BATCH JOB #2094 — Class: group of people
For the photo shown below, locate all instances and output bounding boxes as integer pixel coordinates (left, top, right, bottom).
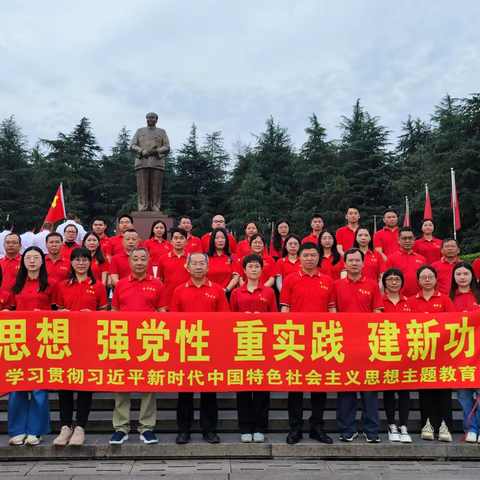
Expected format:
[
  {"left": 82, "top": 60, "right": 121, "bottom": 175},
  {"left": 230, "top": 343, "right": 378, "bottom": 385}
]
[{"left": 0, "top": 205, "right": 479, "bottom": 447}]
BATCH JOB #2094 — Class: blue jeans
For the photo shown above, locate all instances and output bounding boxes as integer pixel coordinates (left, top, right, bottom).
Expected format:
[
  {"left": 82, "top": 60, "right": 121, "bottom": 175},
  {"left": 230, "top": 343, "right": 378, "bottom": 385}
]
[
  {"left": 457, "top": 388, "right": 480, "bottom": 434},
  {"left": 8, "top": 390, "right": 51, "bottom": 437},
  {"left": 337, "top": 391, "right": 379, "bottom": 435}
]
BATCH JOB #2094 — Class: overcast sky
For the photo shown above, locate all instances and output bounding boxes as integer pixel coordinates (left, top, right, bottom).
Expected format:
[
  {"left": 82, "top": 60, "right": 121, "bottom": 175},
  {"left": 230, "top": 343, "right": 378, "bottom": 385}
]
[{"left": 1, "top": 0, "right": 479, "bottom": 161}]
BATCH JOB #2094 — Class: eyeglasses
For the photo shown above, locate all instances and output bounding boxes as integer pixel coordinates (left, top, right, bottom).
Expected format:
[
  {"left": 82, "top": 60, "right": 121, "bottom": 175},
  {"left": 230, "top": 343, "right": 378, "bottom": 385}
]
[
  {"left": 25, "top": 256, "right": 42, "bottom": 261},
  {"left": 399, "top": 236, "right": 415, "bottom": 241},
  {"left": 72, "top": 258, "right": 90, "bottom": 264},
  {"left": 4, "top": 241, "right": 20, "bottom": 245},
  {"left": 419, "top": 275, "right": 435, "bottom": 281},
  {"left": 385, "top": 277, "right": 402, "bottom": 284}
]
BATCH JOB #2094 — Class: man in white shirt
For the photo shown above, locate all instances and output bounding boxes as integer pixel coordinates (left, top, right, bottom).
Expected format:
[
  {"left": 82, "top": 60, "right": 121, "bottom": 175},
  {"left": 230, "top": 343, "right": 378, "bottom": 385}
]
[
  {"left": 0, "top": 220, "right": 14, "bottom": 258},
  {"left": 33, "top": 222, "right": 53, "bottom": 254},
  {"left": 20, "top": 222, "right": 36, "bottom": 254},
  {"left": 56, "top": 210, "right": 86, "bottom": 244}
]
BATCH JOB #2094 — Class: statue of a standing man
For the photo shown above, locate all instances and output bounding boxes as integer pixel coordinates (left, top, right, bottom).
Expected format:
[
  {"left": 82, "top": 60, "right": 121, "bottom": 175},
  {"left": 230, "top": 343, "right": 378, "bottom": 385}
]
[{"left": 130, "top": 112, "right": 170, "bottom": 211}]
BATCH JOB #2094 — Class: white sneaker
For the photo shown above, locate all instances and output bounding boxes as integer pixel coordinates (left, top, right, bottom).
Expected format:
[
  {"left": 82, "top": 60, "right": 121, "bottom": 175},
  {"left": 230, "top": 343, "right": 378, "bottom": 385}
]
[
  {"left": 241, "top": 433, "right": 253, "bottom": 443},
  {"left": 9, "top": 434, "right": 26, "bottom": 445},
  {"left": 388, "top": 424, "right": 400, "bottom": 442},
  {"left": 466, "top": 431, "right": 477, "bottom": 443},
  {"left": 439, "top": 421, "right": 452, "bottom": 442},
  {"left": 24, "top": 435, "right": 42, "bottom": 446},
  {"left": 253, "top": 432, "right": 265, "bottom": 443},
  {"left": 53, "top": 425, "right": 73, "bottom": 446},
  {"left": 421, "top": 419, "right": 434, "bottom": 440},
  {"left": 68, "top": 426, "right": 85, "bottom": 446},
  {"left": 399, "top": 425, "right": 412, "bottom": 443}
]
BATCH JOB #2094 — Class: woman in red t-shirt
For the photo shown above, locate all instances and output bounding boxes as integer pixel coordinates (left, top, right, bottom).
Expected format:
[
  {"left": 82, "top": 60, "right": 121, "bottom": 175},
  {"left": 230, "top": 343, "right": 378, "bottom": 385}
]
[
  {"left": 413, "top": 218, "right": 442, "bottom": 265},
  {"left": 8, "top": 247, "right": 55, "bottom": 446},
  {"left": 239, "top": 234, "right": 276, "bottom": 288},
  {"left": 83, "top": 231, "right": 109, "bottom": 285},
  {"left": 236, "top": 222, "right": 260, "bottom": 258},
  {"left": 270, "top": 218, "right": 290, "bottom": 260},
  {"left": 317, "top": 229, "right": 346, "bottom": 281},
  {"left": 276, "top": 234, "right": 301, "bottom": 292},
  {"left": 144, "top": 220, "right": 172, "bottom": 267},
  {"left": 353, "top": 226, "right": 386, "bottom": 283},
  {"left": 449, "top": 261, "right": 480, "bottom": 442}
]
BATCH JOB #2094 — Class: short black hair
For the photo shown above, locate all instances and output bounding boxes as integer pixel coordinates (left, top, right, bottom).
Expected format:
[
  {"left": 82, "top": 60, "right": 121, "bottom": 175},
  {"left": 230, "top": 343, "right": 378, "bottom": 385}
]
[
  {"left": 46, "top": 232, "right": 63, "bottom": 242},
  {"left": 421, "top": 218, "right": 435, "bottom": 228},
  {"left": 5, "top": 232, "right": 21, "bottom": 243},
  {"left": 64, "top": 223, "right": 78, "bottom": 234},
  {"left": 442, "top": 237, "right": 459, "bottom": 248},
  {"left": 343, "top": 247, "right": 365, "bottom": 262},
  {"left": 93, "top": 216, "right": 108, "bottom": 225},
  {"left": 3, "top": 220, "right": 13, "bottom": 230},
  {"left": 171, "top": 227, "right": 188, "bottom": 239},
  {"left": 382, "top": 268, "right": 404, "bottom": 289},
  {"left": 298, "top": 242, "right": 319, "bottom": 255},
  {"left": 249, "top": 233, "right": 265, "bottom": 246},
  {"left": 242, "top": 253, "right": 263, "bottom": 269},
  {"left": 26, "top": 221, "right": 35, "bottom": 231},
  {"left": 417, "top": 265, "right": 437, "bottom": 280},
  {"left": 383, "top": 208, "right": 397, "bottom": 216},
  {"left": 346, "top": 205, "right": 359, "bottom": 214},
  {"left": 311, "top": 213, "right": 324, "bottom": 221},
  {"left": 119, "top": 214, "right": 133, "bottom": 224},
  {"left": 66, "top": 210, "right": 77, "bottom": 220},
  {"left": 398, "top": 226, "right": 414, "bottom": 237},
  {"left": 180, "top": 215, "right": 193, "bottom": 223}
]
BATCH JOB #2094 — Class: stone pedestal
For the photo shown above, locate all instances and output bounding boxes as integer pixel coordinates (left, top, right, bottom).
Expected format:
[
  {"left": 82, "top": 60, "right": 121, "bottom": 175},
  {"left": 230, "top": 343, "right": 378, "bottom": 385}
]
[{"left": 115, "top": 212, "right": 175, "bottom": 242}]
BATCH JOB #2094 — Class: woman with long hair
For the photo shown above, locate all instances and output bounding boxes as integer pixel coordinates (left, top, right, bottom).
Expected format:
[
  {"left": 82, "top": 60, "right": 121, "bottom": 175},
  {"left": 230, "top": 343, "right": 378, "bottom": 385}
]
[
  {"left": 381, "top": 268, "right": 412, "bottom": 443},
  {"left": 275, "top": 234, "right": 302, "bottom": 292},
  {"left": 449, "top": 262, "right": 480, "bottom": 442},
  {"left": 317, "top": 229, "right": 346, "bottom": 280},
  {"left": 82, "top": 231, "right": 109, "bottom": 285},
  {"left": 8, "top": 247, "right": 57, "bottom": 446},
  {"left": 206, "top": 228, "right": 241, "bottom": 294},
  {"left": 239, "top": 234, "right": 276, "bottom": 288},
  {"left": 409, "top": 265, "right": 456, "bottom": 443},
  {"left": 236, "top": 222, "right": 262, "bottom": 258},
  {"left": 144, "top": 220, "right": 171, "bottom": 265},
  {"left": 54, "top": 247, "right": 108, "bottom": 446},
  {"left": 353, "top": 225, "right": 386, "bottom": 283},
  {"left": 270, "top": 218, "right": 290, "bottom": 260},
  {"left": 413, "top": 218, "right": 442, "bottom": 265}
]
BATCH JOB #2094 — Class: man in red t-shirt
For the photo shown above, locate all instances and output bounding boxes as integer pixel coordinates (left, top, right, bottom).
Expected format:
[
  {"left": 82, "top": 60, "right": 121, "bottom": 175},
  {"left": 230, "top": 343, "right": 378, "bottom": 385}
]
[
  {"left": 0, "top": 233, "right": 22, "bottom": 290},
  {"left": 280, "top": 242, "right": 335, "bottom": 445},
  {"left": 170, "top": 252, "right": 229, "bottom": 446},
  {"left": 336, "top": 205, "right": 360, "bottom": 254},
  {"left": 374, "top": 209, "right": 400, "bottom": 261},
  {"left": 92, "top": 216, "right": 110, "bottom": 255},
  {"left": 106, "top": 215, "right": 143, "bottom": 260},
  {"left": 109, "top": 247, "right": 166, "bottom": 446},
  {"left": 386, "top": 227, "right": 426, "bottom": 297},
  {"left": 108, "top": 229, "right": 143, "bottom": 286},
  {"left": 431, "top": 238, "right": 460, "bottom": 294},
  {"left": 301, "top": 214, "right": 324, "bottom": 244},
  {"left": 179, "top": 216, "right": 203, "bottom": 254},
  {"left": 201, "top": 215, "right": 237, "bottom": 254},
  {"left": 45, "top": 232, "right": 71, "bottom": 285},
  {"left": 335, "top": 248, "right": 383, "bottom": 444}
]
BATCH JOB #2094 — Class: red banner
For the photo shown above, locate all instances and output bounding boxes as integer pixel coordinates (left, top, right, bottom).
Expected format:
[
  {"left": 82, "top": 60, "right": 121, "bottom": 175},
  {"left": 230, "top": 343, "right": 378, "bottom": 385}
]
[{"left": 0, "top": 311, "right": 479, "bottom": 392}]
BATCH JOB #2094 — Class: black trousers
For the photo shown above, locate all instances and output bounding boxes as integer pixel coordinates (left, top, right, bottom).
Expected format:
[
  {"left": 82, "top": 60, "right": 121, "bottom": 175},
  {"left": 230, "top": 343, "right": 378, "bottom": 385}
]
[
  {"left": 236, "top": 391, "right": 270, "bottom": 434},
  {"left": 58, "top": 390, "right": 93, "bottom": 429},
  {"left": 419, "top": 389, "right": 453, "bottom": 431},
  {"left": 177, "top": 392, "right": 218, "bottom": 434},
  {"left": 288, "top": 391, "right": 326, "bottom": 431},
  {"left": 383, "top": 390, "right": 410, "bottom": 426}
]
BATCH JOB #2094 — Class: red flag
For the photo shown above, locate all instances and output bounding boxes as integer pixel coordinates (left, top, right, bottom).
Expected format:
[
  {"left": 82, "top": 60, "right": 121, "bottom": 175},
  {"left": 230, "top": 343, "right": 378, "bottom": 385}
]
[
  {"left": 43, "top": 184, "right": 66, "bottom": 227},
  {"left": 403, "top": 197, "right": 410, "bottom": 227},
  {"left": 451, "top": 169, "right": 461, "bottom": 230},
  {"left": 424, "top": 184, "right": 433, "bottom": 219}
]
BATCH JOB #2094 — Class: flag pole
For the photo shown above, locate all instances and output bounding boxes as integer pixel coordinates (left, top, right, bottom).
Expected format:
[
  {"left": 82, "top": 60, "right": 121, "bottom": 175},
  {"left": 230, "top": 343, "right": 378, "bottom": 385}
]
[
  {"left": 425, "top": 183, "right": 428, "bottom": 201},
  {"left": 451, "top": 168, "right": 456, "bottom": 240},
  {"left": 373, "top": 215, "right": 377, "bottom": 235}
]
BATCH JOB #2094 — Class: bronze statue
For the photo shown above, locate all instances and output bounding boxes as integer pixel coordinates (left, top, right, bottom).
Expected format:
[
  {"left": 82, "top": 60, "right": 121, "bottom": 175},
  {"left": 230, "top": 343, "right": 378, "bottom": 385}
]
[{"left": 131, "top": 112, "right": 170, "bottom": 211}]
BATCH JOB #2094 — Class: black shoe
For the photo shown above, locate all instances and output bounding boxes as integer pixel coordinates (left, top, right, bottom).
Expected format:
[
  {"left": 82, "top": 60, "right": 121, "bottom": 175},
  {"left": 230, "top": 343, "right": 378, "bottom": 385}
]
[
  {"left": 175, "top": 432, "right": 191, "bottom": 444},
  {"left": 309, "top": 427, "right": 333, "bottom": 444},
  {"left": 202, "top": 432, "right": 220, "bottom": 444},
  {"left": 286, "top": 430, "right": 303, "bottom": 444}
]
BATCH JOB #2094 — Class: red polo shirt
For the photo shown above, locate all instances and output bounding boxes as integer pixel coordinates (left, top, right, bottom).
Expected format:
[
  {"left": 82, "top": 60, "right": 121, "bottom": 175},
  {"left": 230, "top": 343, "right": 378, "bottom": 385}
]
[
  {"left": 0, "top": 255, "right": 21, "bottom": 290},
  {"left": 201, "top": 232, "right": 238, "bottom": 254},
  {"left": 413, "top": 237, "right": 442, "bottom": 265},
  {"left": 236, "top": 239, "right": 252, "bottom": 258},
  {"left": 473, "top": 258, "right": 480, "bottom": 280},
  {"left": 335, "top": 224, "right": 357, "bottom": 251},
  {"left": 157, "top": 251, "right": 190, "bottom": 309},
  {"left": 206, "top": 252, "right": 241, "bottom": 289},
  {"left": 106, "top": 234, "right": 143, "bottom": 257},
  {"left": 318, "top": 254, "right": 346, "bottom": 281},
  {"left": 112, "top": 274, "right": 167, "bottom": 311},
  {"left": 60, "top": 242, "right": 81, "bottom": 260},
  {"left": 58, "top": 278, "right": 108, "bottom": 310},
  {"left": 408, "top": 290, "right": 456, "bottom": 313},
  {"left": 386, "top": 250, "right": 426, "bottom": 297},
  {"left": 185, "top": 234, "right": 203, "bottom": 254},
  {"left": 382, "top": 293, "right": 410, "bottom": 313},
  {"left": 302, "top": 233, "right": 320, "bottom": 244},
  {"left": 361, "top": 250, "right": 386, "bottom": 281},
  {"left": 45, "top": 255, "right": 71, "bottom": 285},
  {"left": 170, "top": 279, "right": 230, "bottom": 312},
  {"left": 240, "top": 254, "right": 276, "bottom": 285},
  {"left": 453, "top": 290, "right": 480, "bottom": 312},
  {"left": 230, "top": 282, "right": 277, "bottom": 312},
  {"left": 276, "top": 256, "right": 302, "bottom": 279},
  {"left": 280, "top": 270, "right": 336, "bottom": 312},
  {"left": 99, "top": 235, "right": 110, "bottom": 255},
  {"left": 335, "top": 275, "right": 383, "bottom": 313},
  {"left": 374, "top": 227, "right": 400, "bottom": 257},
  {"left": 91, "top": 257, "right": 109, "bottom": 283},
  {"left": 431, "top": 257, "right": 460, "bottom": 295},
  {"left": 144, "top": 238, "right": 172, "bottom": 265},
  {"left": 0, "top": 287, "right": 13, "bottom": 310},
  {"left": 108, "top": 252, "right": 131, "bottom": 279},
  {"left": 12, "top": 277, "right": 58, "bottom": 310},
  {"left": 269, "top": 239, "right": 284, "bottom": 259}
]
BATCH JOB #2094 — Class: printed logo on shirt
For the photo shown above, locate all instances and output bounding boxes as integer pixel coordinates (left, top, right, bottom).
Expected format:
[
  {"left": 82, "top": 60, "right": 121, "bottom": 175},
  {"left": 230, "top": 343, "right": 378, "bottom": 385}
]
[
  {"left": 143, "top": 287, "right": 157, "bottom": 292},
  {"left": 205, "top": 293, "right": 217, "bottom": 299},
  {"left": 415, "top": 259, "right": 423, "bottom": 264},
  {"left": 319, "top": 283, "right": 329, "bottom": 291},
  {"left": 433, "top": 304, "right": 442, "bottom": 308},
  {"left": 370, "top": 257, "right": 377, "bottom": 262},
  {"left": 60, "top": 266, "right": 68, "bottom": 271},
  {"left": 86, "top": 288, "right": 96, "bottom": 295},
  {"left": 259, "top": 296, "right": 267, "bottom": 302},
  {"left": 359, "top": 289, "right": 371, "bottom": 296}
]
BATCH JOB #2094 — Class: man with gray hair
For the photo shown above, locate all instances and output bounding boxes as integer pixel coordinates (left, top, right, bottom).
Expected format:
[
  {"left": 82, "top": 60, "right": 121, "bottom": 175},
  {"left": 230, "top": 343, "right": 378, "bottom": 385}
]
[{"left": 110, "top": 246, "right": 167, "bottom": 445}]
